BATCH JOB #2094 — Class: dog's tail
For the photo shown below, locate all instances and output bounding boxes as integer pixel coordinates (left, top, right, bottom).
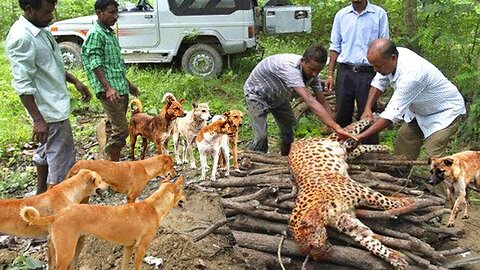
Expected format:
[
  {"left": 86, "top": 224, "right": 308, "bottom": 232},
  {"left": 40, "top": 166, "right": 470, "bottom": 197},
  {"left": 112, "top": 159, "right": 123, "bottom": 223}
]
[
  {"left": 161, "top": 92, "right": 177, "bottom": 103},
  {"left": 130, "top": 98, "right": 143, "bottom": 114},
  {"left": 20, "top": 206, "right": 54, "bottom": 226}
]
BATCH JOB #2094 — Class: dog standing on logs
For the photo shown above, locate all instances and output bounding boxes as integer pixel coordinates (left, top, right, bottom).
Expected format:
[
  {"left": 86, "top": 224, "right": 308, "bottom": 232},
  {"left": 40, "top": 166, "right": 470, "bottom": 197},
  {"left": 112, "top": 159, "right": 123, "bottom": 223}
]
[
  {"left": 211, "top": 109, "right": 244, "bottom": 173},
  {"left": 66, "top": 154, "right": 176, "bottom": 203},
  {"left": 172, "top": 102, "right": 212, "bottom": 168},
  {"left": 196, "top": 118, "right": 235, "bottom": 181},
  {"left": 429, "top": 151, "right": 480, "bottom": 227},
  {"left": 21, "top": 176, "right": 185, "bottom": 270},
  {"left": 129, "top": 93, "right": 186, "bottom": 160}
]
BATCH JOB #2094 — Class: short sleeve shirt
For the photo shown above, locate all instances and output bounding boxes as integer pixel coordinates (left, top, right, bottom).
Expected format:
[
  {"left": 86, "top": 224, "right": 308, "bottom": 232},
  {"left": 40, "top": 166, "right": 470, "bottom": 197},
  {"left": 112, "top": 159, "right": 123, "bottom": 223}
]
[
  {"left": 81, "top": 22, "right": 129, "bottom": 97},
  {"left": 244, "top": 54, "right": 322, "bottom": 109}
]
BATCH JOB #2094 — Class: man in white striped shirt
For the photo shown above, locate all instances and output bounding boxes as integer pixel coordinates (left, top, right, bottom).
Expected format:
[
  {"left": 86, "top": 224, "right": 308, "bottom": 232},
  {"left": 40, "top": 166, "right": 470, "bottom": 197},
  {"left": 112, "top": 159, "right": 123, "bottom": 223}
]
[
  {"left": 244, "top": 45, "right": 355, "bottom": 156},
  {"left": 357, "top": 38, "right": 466, "bottom": 160}
]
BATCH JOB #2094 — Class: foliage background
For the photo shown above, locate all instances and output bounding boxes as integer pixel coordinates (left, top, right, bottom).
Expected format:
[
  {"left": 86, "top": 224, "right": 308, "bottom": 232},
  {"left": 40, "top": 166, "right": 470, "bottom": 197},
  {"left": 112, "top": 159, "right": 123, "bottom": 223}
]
[{"left": 0, "top": 0, "right": 479, "bottom": 157}]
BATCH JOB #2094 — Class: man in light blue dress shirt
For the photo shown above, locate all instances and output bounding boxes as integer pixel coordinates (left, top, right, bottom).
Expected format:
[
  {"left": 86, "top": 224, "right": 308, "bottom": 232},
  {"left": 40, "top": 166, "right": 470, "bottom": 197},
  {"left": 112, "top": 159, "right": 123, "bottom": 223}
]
[
  {"left": 6, "top": 0, "right": 91, "bottom": 194},
  {"left": 326, "top": 0, "right": 389, "bottom": 144},
  {"left": 357, "top": 39, "right": 466, "bottom": 160}
]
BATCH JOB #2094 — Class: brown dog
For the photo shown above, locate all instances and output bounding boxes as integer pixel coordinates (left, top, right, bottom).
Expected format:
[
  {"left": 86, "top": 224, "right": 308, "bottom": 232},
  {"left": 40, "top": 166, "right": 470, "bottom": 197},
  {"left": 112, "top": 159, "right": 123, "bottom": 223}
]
[
  {"left": 211, "top": 109, "right": 244, "bottom": 172},
  {"left": 66, "top": 154, "right": 176, "bottom": 203},
  {"left": 0, "top": 169, "right": 107, "bottom": 238},
  {"left": 429, "top": 151, "right": 480, "bottom": 227},
  {"left": 129, "top": 93, "right": 186, "bottom": 160},
  {"left": 21, "top": 176, "right": 185, "bottom": 270}
]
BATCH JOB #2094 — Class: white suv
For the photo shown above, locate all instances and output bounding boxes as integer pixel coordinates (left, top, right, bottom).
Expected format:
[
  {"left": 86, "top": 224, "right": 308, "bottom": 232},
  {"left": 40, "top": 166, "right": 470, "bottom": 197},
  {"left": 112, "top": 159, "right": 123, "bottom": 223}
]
[{"left": 50, "top": 0, "right": 311, "bottom": 76}]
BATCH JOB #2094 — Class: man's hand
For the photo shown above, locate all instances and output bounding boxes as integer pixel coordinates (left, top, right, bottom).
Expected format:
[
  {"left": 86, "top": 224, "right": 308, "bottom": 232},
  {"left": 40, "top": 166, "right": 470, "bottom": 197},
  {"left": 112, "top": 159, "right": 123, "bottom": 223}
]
[
  {"left": 74, "top": 81, "right": 92, "bottom": 102},
  {"left": 333, "top": 125, "right": 358, "bottom": 141},
  {"left": 33, "top": 119, "right": 48, "bottom": 143},
  {"left": 106, "top": 87, "right": 120, "bottom": 103},
  {"left": 324, "top": 75, "right": 335, "bottom": 93},
  {"left": 360, "top": 108, "right": 373, "bottom": 120}
]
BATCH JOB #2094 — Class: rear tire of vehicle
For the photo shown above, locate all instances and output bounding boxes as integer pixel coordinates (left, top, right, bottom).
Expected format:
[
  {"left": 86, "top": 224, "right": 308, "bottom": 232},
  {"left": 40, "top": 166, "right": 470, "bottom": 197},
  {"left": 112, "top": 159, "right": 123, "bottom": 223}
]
[
  {"left": 59, "top": 41, "right": 82, "bottom": 69},
  {"left": 181, "top": 44, "right": 223, "bottom": 77}
]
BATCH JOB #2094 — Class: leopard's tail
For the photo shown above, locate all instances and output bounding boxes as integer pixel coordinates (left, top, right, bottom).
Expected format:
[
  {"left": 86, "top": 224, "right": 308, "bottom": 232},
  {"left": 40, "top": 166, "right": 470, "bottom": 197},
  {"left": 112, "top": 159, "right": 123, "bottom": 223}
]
[
  {"left": 20, "top": 206, "right": 54, "bottom": 226},
  {"left": 130, "top": 98, "right": 142, "bottom": 114}
]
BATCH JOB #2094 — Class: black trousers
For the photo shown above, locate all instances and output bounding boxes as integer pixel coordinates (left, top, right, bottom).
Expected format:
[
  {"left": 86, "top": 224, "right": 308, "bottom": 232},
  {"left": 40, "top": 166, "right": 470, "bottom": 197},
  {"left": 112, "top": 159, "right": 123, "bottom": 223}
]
[{"left": 335, "top": 64, "right": 379, "bottom": 144}]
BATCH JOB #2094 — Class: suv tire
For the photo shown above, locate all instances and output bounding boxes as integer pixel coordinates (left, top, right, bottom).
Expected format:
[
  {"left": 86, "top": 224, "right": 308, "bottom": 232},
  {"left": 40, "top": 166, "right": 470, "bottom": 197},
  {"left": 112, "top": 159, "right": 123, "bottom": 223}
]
[
  {"left": 59, "top": 41, "right": 82, "bottom": 69},
  {"left": 181, "top": 44, "right": 223, "bottom": 77}
]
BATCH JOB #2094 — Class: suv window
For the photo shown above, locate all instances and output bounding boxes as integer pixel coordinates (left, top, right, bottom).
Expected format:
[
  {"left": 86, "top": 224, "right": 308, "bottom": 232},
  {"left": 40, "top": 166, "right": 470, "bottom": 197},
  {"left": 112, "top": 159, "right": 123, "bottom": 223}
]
[{"left": 168, "top": 0, "right": 254, "bottom": 15}]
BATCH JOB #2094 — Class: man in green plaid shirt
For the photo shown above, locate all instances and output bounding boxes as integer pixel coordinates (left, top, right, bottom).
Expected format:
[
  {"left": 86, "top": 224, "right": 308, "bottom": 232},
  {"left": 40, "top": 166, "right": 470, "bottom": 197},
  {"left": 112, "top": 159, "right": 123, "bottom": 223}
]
[{"left": 82, "top": 0, "right": 139, "bottom": 161}]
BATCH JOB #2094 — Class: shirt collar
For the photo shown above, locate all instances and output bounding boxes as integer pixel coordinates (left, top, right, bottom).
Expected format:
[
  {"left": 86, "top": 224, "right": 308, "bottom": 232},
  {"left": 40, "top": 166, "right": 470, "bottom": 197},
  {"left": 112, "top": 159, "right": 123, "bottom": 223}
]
[
  {"left": 20, "top": 15, "right": 45, "bottom": 37},
  {"left": 348, "top": 1, "right": 375, "bottom": 15},
  {"left": 96, "top": 21, "right": 115, "bottom": 33}
]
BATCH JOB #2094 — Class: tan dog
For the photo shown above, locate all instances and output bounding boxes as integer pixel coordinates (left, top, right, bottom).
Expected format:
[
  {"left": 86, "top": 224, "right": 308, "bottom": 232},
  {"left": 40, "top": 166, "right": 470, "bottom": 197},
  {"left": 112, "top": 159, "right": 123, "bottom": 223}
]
[
  {"left": 172, "top": 102, "right": 212, "bottom": 168},
  {"left": 428, "top": 151, "right": 480, "bottom": 227},
  {"left": 129, "top": 93, "right": 186, "bottom": 160},
  {"left": 66, "top": 154, "right": 176, "bottom": 203},
  {"left": 196, "top": 118, "right": 235, "bottom": 181},
  {"left": 211, "top": 109, "right": 244, "bottom": 172},
  {"left": 0, "top": 169, "right": 107, "bottom": 238},
  {"left": 21, "top": 176, "right": 185, "bottom": 270}
]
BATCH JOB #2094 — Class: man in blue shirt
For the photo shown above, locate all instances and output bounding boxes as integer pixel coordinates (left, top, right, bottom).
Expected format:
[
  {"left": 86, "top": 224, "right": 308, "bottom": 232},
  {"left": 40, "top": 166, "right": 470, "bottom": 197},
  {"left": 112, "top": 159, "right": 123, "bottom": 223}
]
[{"left": 326, "top": 0, "right": 389, "bottom": 144}]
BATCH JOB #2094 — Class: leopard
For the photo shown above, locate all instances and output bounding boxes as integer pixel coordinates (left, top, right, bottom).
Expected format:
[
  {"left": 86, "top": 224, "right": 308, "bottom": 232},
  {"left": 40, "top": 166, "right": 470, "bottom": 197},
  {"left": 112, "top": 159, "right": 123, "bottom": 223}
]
[{"left": 288, "top": 119, "right": 415, "bottom": 269}]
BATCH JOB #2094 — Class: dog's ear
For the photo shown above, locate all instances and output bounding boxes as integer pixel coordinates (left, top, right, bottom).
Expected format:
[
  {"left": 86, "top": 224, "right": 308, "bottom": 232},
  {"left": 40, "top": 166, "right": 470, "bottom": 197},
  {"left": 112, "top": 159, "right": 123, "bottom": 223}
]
[
  {"left": 175, "top": 176, "right": 184, "bottom": 187},
  {"left": 427, "top": 157, "right": 434, "bottom": 165},
  {"left": 192, "top": 102, "right": 197, "bottom": 108},
  {"left": 178, "top": 98, "right": 184, "bottom": 104},
  {"left": 223, "top": 111, "right": 231, "bottom": 118},
  {"left": 443, "top": 158, "right": 454, "bottom": 167}
]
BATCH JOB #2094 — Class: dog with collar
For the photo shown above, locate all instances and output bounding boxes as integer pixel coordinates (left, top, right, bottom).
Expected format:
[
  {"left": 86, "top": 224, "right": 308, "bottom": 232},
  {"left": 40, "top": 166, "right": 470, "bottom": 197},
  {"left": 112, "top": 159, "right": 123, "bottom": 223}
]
[{"left": 428, "top": 150, "right": 480, "bottom": 227}]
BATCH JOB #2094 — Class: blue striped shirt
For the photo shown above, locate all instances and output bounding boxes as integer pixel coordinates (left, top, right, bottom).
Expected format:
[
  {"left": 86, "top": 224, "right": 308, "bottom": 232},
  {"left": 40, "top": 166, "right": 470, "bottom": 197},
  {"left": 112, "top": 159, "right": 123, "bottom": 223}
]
[
  {"left": 372, "top": 48, "right": 466, "bottom": 139},
  {"left": 244, "top": 54, "right": 322, "bottom": 109},
  {"left": 329, "top": 2, "right": 389, "bottom": 66}
]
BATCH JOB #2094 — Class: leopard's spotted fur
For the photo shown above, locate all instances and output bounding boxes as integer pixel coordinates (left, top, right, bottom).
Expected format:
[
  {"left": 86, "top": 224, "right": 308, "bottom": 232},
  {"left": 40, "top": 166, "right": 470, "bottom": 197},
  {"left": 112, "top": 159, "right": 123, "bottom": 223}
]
[{"left": 288, "top": 119, "right": 413, "bottom": 269}]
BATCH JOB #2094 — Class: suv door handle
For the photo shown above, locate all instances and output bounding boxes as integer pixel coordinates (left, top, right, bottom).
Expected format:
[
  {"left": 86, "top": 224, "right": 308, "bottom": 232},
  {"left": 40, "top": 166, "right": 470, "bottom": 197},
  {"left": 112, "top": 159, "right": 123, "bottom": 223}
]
[{"left": 144, "top": 14, "right": 153, "bottom": 19}]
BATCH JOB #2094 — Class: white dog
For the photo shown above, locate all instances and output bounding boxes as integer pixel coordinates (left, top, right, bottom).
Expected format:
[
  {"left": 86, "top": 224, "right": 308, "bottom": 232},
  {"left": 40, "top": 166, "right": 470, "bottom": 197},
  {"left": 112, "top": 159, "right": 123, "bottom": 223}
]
[
  {"left": 196, "top": 117, "right": 234, "bottom": 181},
  {"left": 172, "top": 102, "right": 211, "bottom": 168}
]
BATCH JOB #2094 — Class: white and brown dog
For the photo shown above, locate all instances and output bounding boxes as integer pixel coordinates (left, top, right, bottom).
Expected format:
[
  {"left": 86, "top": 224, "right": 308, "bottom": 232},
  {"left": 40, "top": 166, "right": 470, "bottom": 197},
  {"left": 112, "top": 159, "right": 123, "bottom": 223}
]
[
  {"left": 211, "top": 109, "right": 244, "bottom": 172},
  {"left": 172, "top": 102, "right": 212, "bottom": 168},
  {"left": 428, "top": 150, "right": 480, "bottom": 227},
  {"left": 196, "top": 118, "right": 235, "bottom": 181}
]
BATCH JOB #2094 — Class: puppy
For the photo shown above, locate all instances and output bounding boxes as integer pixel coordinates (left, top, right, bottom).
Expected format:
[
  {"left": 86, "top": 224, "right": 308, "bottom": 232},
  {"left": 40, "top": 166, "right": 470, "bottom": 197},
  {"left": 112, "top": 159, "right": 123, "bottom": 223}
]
[
  {"left": 428, "top": 151, "right": 480, "bottom": 227},
  {"left": 129, "top": 93, "right": 186, "bottom": 160},
  {"left": 196, "top": 118, "right": 235, "bottom": 181},
  {"left": 211, "top": 109, "right": 244, "bottom": 172},
  {"left": 21, "top": 176, "right": 185, "bottom": 270},
  {"left": 0, "top": 169, "right": 107, "bottom": 238},
  {"left": 172, "top": 102, "right": 212, "bottom": 168},
  {"left": 66, "top": 154, "right": 176, "bottom": 203}
]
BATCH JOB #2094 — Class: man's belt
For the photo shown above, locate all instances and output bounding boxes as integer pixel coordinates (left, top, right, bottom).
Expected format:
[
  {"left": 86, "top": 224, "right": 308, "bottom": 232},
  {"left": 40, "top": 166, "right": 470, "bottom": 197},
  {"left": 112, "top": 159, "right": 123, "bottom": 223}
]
[{"left": 339, "top": 63, "right": 374, "bottom": 73}]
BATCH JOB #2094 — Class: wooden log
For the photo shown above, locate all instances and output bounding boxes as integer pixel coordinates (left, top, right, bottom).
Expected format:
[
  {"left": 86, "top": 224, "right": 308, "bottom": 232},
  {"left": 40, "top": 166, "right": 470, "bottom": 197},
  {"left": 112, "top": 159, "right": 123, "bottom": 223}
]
[
  {"left": 221, "top": 199, "right": 290, "bottom": 221},
  {"left": 249, "top": 166, "right": 285, "bottom": 175},
  {"left": 232, "top": 230, "right": 392, "bottom": 270},
  {"left": 240, "top": 151, "right": 288, "bottom": 165},
  {"left": 349, "top": 159, "right": 428, "bottom": 166},
  {"left": 194, "top": 217, "right": 235, "bottom": 242},
  {"left": 229, "top": 214, "right": 288, "bottom": 235},
  {"left": 206, "top": 176, "right": 293, "bottom": 188},
  {"left": 235, "top": 247, "right": 292, "bottom": 269},
  {"left": 227, "top": 187, "right": 278, "bottom": 202}
]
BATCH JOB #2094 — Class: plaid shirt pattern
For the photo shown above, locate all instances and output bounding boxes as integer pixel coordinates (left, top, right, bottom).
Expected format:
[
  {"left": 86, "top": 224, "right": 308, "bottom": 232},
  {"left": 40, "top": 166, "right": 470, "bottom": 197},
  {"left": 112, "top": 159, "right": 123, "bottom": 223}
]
[{"left": 81, "top": 22, "right": 129, "bottom": 96}]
